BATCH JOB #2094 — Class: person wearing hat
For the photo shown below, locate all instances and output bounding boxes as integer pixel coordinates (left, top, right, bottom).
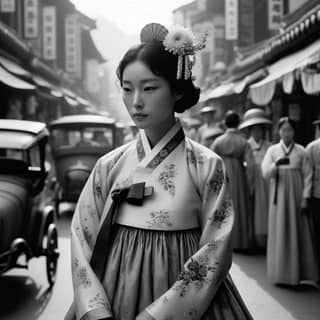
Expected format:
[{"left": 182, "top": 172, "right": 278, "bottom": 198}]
[
  {"left": 261, "top": 117, "right": 319, "bottom": 285},
  {"left": 198, "top": 105, "right": 224, "bottom": 147},
  {"left": 212, "top": 110, "right": 255, "bottom": 251},
  {"left": 305, "top": 119, "right": 320, "bottom": 271},
  {"left": 239, "top": 108, "right": 272, "bottom": 248}
]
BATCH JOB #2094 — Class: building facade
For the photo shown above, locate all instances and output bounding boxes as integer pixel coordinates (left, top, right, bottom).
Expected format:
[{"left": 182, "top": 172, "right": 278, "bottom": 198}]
[{"left": 0, "top": 0, "right": 105, "bottom": 119}]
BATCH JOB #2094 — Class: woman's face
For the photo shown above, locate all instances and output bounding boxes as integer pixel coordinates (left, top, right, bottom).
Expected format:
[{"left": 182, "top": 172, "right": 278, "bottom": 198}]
[
  {"left": 121, "top": 60, "right": 180, "bottom": 131},
  {"left": 250, "top": 125, "right": 263, "bottom": 141},
  {"left": 279, "top": 122, "right": 294, "bottom": 145}
]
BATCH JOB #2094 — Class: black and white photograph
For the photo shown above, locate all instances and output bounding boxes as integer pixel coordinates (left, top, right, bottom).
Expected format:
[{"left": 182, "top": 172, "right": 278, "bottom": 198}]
[{"left": 0, "top": 1, "right": 319, "bottom": 319}]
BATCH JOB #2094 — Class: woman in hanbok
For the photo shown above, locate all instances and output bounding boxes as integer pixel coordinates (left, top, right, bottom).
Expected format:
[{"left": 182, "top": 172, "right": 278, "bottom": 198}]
[
  {"left": 66, "top": 23, "right": 253, "bottom": 320},
  {"left": 239, "top": 108, "right": 272, "bottom": 248},
  {"left": 305, "top": 119, "right": 320, "bottom": 271},
  {"left": 211, "top": 110, "right": 255, "bottom": 251},
  {"left": 261, "top": 117, "right": 319, "bottom": 285}
]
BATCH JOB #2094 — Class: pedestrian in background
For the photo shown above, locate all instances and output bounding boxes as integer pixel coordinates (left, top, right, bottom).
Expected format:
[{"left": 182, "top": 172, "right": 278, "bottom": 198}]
[
  {"left": 261, "top": 117, "right": 319, "bottom": 286},
  {"left": 198, "top": 105, "right": 223, "bottom": 147},
  {"left": 66, "top": 23, "right": 253, "bottom": 320},
  {"left": 305, "top": 119, "right": 320, "bottom": 271},
  {"left": 211, "top": 110, "right": 255, "bottom": 251},
  {"left": 239, "top": 108, "right": 272, "bottom": 248}
]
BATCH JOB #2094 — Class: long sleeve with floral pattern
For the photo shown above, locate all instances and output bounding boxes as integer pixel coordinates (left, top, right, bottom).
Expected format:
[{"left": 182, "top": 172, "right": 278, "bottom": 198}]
[
  {"left": 67, "top": 144, "right": 130, "bottom": 320},
  {"left": 139, "top": 143, "right": 234, "bottom": 320}
]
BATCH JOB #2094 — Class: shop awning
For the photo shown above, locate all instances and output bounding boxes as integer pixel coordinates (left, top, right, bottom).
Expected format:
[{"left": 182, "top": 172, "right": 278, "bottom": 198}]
[
  {"left": 50, "top": 89, "right": 63, "bottom": 98},
  {"left": 250, "top": 39, "right": 320, "bottom": 105},
  {"left": 233, "top": 68, "right": 268, "bottom": 94},
  {"left": 64, "top": 96, "right": 79, "bottom": 107},
  {"left": 32, "top": 74, "right": 53, "bottom": 89},
  {"left": 0, "top": 64, "right": 35, "bottom": 90},
  {"left": 200, "top": 82, "right": 235, "bottom": 102},
  {"left": 0, "top": 55, "right": 31, "bottom": 77},
  {"left": 76, "top": 96, "right": 90, "bottom": 106}
]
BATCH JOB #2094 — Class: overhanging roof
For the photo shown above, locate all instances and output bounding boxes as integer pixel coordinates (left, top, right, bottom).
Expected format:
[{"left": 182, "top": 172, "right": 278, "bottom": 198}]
[
  {"left": 250, "top": 38, "right": 320, "bottom": 105},
  {"left": 0, "top": 64, "right": 35, "bottom": 90},
  {"left": 0, "top": 55, "right": 31, "bottom": 77}
]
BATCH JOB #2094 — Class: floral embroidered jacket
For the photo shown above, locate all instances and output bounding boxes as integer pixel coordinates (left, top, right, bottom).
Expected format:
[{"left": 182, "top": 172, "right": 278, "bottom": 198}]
[{"left": 68, "top": 121, "right": 234, "bottom": 320}]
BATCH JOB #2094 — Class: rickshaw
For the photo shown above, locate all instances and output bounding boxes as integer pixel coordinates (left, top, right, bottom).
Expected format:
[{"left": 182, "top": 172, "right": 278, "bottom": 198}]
[
  {"left": 49, "top": 114, "right": 117, "bottom": 216},
  {"left": 0, "top": 120, "right": 59, "bottom": 287}
]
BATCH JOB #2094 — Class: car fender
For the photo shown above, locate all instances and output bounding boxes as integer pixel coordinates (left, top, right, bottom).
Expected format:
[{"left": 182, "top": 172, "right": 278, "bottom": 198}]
[{"left": 34, "top": 204, "right": 55, "bottom": 256}]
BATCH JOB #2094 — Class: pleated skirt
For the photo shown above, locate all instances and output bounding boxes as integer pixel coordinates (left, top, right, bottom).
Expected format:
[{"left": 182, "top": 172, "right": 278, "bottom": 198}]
[
  {"left": 267, "top": 168, "right": 320, "bottom": 285},
  {"left": 252, "top": 163, "right": 269, "bottom": 247},
  {"left": 223, "top": 157, "right": 253, "bottom": 250},
  {"left": 102, "top": 224, "right": 253, "bottom": 320}
]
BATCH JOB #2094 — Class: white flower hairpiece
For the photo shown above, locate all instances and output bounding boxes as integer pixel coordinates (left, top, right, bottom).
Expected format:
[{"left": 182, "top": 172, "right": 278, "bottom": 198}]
[
  {"left": 163, "top": 25, "right": 208, "bottom": 80},
  {"left": 139, "top": 23, "right": 207, "bottom": 80}
]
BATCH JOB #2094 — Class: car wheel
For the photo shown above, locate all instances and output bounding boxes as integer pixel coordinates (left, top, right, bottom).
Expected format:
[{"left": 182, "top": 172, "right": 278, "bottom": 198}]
[{"left": 44, "top": 223, "right": 59, "bottom": 287}]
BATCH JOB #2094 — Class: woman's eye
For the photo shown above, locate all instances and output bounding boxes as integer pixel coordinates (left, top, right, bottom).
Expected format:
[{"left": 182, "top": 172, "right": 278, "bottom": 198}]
[
  {"left": 122, "top": 87, "right": 132, "bottom": 93},
  {"left": 144, "top": 86, "right": 157, "bottom": 91}
]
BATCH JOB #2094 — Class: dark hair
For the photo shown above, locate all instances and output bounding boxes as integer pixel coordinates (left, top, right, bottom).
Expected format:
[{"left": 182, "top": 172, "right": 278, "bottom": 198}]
[
  {"left": 278, "top": 117, "right": 296, "bottom": 130},
  {"left": 116, "top": 41, "right": 200, "bottom": 113},
  {"left": 225, "top": 110, "right": 240, "bottom": 128}
]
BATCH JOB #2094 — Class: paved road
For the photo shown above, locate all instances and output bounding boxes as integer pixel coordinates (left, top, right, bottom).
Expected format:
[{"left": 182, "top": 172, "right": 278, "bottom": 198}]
[{"left": 0, "top": 210, "right": 319, "bottom": 319}]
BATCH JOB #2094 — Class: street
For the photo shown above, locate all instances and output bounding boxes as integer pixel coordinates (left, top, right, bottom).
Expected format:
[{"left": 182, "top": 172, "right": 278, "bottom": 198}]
[{"left": 0, "top": 207, "right": 319, "bottom": 320}]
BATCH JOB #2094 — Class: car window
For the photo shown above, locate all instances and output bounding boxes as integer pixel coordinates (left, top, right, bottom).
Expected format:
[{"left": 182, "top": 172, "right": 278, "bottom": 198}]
[
  {"left": 52, "top": 127, "right": 113, "bottom": 148},
  {"left": 2, "top": 149, "right": 25, "bottom": 160},
  {"left": 28, "top": 144, "right": 41, "bottom": 167}
]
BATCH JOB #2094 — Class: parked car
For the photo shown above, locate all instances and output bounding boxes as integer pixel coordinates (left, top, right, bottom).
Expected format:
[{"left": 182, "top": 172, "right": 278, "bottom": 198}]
[
  {"left": 0, "top": 119, "right": 59, "bottom": 287},
  {"left": 49, "top": 114, "right": 117, "bottom": 215}
]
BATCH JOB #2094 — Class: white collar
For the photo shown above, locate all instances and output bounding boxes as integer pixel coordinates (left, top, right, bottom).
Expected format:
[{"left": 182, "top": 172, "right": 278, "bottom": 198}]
[{"left": 139, "top": 119, "right": 182, "bottom": 158}]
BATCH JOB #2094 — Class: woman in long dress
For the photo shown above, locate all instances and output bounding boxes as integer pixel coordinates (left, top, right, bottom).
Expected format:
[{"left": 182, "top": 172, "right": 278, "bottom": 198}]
[
  {"left": 261, "top": 117, "right": 319, "bottom": 285},
  {"left": 66, "top": 23, "right": 253, "bottom": 320},
  {"left": 239, "top": 108, "right": 272, "bottom": 248},
  {"left": 211, "top": 111, "right": 255, "bottom": 251}
]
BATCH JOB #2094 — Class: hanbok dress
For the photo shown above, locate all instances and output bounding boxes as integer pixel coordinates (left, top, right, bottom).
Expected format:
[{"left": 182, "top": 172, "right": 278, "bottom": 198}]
[
  {"left": 67, "top": 121, "right": 253, "bottom": 320},
  {"left": 261, "top": 141, "right": 319, "bottom": 285},
  {"left": 211, "top": 129, "right": 254, "bottom": 250},
  {"left": 305, "top": 138, "right": 320, "bottom": 268},
  {"left": 247, "top": 137, "right": 271, "bottom": 247}
]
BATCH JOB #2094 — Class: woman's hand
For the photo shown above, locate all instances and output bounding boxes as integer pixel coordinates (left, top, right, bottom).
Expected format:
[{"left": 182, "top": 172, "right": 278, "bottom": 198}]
[{"left": 270, "top": 162, "right": 277, "bottom": 177}]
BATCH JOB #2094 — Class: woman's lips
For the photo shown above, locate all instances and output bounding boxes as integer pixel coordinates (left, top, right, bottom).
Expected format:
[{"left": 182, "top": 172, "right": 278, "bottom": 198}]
[{"left": 133, "top": 114, "right": 148, "bottom": 121}]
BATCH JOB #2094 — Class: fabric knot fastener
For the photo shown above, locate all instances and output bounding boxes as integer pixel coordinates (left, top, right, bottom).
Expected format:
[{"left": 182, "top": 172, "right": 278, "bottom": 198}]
[{"left": 111, "top": 182, "right": 154, "bottom": 206}]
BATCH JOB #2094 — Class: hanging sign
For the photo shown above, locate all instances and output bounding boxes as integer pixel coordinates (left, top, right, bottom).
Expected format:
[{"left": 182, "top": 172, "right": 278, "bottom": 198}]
[
  {"left": 42, "top": 6, "right": 56, "bottom": 60},
  {"left": 268, "top": 0, "right": 283, "bottom": 30},
  {"left": 225, "top": 0, "right": 238, "bottom": 40},
  {"left": 24, "top": 0, "right": 39, "bottom": 39},
  {"left": 1, "top": 0, "right": 15, "bottom": 12},
  {"left": 65, "top": 13, "right": 81, "bottom": 77}
]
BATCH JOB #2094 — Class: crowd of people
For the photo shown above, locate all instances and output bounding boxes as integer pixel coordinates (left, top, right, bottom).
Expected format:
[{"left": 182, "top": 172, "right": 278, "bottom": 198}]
[{"left": 186, "top": 106, "right": 320, "bottom": 287}]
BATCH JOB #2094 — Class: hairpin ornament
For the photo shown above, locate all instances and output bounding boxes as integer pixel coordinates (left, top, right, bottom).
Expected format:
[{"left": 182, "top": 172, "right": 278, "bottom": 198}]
[
  {"left": 163, "top": 25, "right": 207, "bottom": 80},
  {"left": 140, "top": 23, "right": 208, "bottom": 80}
]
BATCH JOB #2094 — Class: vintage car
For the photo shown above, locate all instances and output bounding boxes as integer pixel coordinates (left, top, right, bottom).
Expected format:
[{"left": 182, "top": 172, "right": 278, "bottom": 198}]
[
  {"left": 0, "top": 120, "right": 59, "bottom": 287},
  {"left": 49, "top": 114, "right": 117, "bottom": 215}
]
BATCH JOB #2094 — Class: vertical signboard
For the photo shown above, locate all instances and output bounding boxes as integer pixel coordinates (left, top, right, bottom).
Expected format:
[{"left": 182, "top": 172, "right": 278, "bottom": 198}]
[
  {"left": 268, "top": 0, "right": 283, "bottom": 30},
  {"left": 1, "top": 0, "right": 15, "bottom": 12},
  {"left": 24, "top": 0, "right": 39, "bottom": 39},
  {"left": 65, "top": 13, "right": 81, "bottom": 78},
  {"left": 214, "top": 15, "right": 226, "bottom": 64},
  {"left": 225, "top": 0, "right": 238, "bottom": 40},
  {"left": 42, "top": 6, "right": 56, "bottom": 60},
  {"left": 85, "top": 59, "right": 100, "bottom": 94},
  {"left": 239, "top": 0, "right": 254, "bottom": 46}
]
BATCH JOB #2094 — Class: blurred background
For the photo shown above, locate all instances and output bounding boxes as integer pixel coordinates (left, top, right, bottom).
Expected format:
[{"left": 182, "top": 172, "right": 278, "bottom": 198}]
[{"left": 0, "top": 1, "right": 319, "bottom": 319}]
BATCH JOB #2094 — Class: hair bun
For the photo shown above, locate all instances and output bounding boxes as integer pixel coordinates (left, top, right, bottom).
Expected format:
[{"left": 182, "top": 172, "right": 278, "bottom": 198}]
[{"left": 140, "top": 23, "right": 168, "bottom": 43}]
